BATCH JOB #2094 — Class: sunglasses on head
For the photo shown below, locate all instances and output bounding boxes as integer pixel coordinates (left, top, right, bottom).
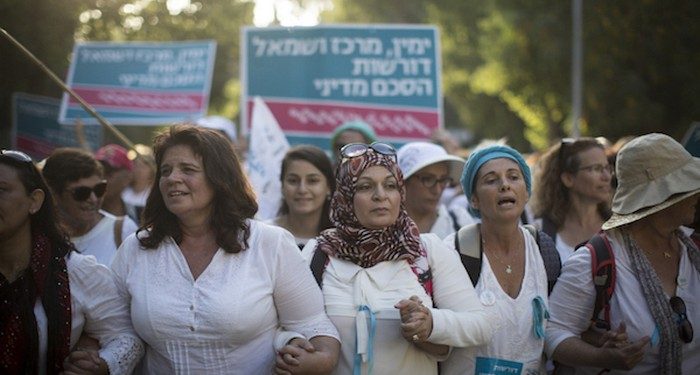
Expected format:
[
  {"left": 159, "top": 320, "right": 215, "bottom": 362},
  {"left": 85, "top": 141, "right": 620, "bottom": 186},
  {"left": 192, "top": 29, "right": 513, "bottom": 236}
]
[
  {"left": 670, "top": 296, "right": 694, "bottom": 343},
  {"left": 69, "top": 181, "right": 108, "bottom": 201},
  {"left": 340, "top": 142, "right": 396, "bottom": 160},
  {"left": 1, "top": 149, "right": 33, "bottom": 164}
]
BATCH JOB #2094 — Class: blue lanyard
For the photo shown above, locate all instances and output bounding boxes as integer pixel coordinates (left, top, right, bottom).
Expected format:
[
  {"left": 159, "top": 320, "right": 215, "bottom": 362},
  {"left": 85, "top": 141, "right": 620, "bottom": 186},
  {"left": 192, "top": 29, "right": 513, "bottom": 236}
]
[
  {"left": 532, "top": 296, "right": 549, "bottom": 339},
  {"left": 353, "top": 305, "right": 377, "bottom": 375}
]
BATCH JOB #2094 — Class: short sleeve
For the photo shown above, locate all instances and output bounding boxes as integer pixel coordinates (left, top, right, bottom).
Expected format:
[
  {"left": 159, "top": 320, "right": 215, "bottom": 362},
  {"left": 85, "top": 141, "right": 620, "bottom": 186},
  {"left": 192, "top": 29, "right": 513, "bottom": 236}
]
[{"left": 544, "top": 246, "right": 597, "bottom": 358}]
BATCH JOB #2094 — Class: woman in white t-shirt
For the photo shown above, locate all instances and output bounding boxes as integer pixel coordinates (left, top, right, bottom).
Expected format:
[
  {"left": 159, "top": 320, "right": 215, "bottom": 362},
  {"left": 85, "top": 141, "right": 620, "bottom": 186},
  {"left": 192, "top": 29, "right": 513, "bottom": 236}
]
[
  {"left": 111, "top": 125, "right": 340, "bottom": 374},
  {"left": 278, "top": 142, "right": 492, "bottom": 375},
  {"left": 442, "top": 144, "right": 555, "bottom": 375}
]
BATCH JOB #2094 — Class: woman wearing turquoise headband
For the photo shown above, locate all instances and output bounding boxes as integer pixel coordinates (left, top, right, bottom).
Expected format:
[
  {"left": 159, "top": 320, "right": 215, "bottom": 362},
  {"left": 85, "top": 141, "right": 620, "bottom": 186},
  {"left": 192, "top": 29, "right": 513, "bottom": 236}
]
[{"left": 442, "top": 144, "right": 559, "bottom": 375}]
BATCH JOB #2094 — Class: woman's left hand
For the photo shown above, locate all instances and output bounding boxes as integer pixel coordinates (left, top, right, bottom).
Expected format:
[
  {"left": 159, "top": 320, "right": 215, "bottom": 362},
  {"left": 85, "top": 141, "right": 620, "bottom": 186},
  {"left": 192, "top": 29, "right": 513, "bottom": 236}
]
[
  {"left": 395, "top": 295, "right": 433, "bottom": 343},
  {"left": 61, "top": 349, "right": 109, "bottom": 375}
]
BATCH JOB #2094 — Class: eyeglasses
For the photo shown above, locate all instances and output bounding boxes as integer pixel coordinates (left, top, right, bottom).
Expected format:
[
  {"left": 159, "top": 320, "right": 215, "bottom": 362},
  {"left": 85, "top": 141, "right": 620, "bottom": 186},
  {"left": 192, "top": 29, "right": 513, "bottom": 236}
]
[
  {"left": 558, "top": 138, "right": 576, "bottom": 169},
  {"left": 1, "top": 149, "right": 33, "bottom": 164},
  {"left": 577, "top": 163, "right": 614, "bottom": 175},
  {"left": 340, "top": 142, "right": 396, "bottom": 160},
  {"left": 670, "top": 296, "right": 693, "bottom": 343},
  {"left": 68, "top": 181, "right": 108, "bottom": 201},
  {"left": 415, "top": 175, "right": 454, "bottom": 189}
]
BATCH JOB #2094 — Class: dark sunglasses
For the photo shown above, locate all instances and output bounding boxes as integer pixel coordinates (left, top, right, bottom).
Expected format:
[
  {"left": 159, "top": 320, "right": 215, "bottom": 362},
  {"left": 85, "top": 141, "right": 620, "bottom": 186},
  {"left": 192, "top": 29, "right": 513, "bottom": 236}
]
[
  {"left": 416, "top": 175, "right": 454, "bottom": 189},
  {"left": 340, "top": 142, "right": 396, "bottom": 160},
  {"left": 69, "top": 181, "right": 108, "bottom": 201},
  {"left": 670, "top": 296, "right": 693, "bottom": 343},
  {"left": 1, "top": 149, "right": 33, "bottom": 164}
]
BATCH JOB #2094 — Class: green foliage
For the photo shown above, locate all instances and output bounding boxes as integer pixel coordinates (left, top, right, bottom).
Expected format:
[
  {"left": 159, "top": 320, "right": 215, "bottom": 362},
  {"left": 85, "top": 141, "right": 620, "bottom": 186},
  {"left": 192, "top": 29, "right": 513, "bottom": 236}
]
[{"left": 323, "top": 0, "right": 700, "bottom": 150}]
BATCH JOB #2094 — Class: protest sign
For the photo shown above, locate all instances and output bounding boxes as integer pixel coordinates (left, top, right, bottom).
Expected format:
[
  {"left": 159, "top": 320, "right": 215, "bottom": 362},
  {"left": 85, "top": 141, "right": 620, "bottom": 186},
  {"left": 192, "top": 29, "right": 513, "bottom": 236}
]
[
  {"left": 12, "top": 92, "right": 102, "bottom": 160},
  {"left": 59, "top": 40, "right": 216, "bottom": 125},
  {"left": 242, "top": 25, "right": 442, "bottom": 150}
]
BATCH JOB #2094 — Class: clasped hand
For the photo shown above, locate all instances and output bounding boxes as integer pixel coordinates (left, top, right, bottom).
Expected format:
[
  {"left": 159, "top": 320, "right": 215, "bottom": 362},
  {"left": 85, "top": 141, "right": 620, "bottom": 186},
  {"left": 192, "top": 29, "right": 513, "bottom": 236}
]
[{"left": 395, "top": 295, "right": 433, "bottom": 343}]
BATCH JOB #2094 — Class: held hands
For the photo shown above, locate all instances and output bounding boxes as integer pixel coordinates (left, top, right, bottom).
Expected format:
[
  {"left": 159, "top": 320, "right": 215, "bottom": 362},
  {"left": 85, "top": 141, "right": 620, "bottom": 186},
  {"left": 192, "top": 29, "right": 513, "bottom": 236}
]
[
  {"left": 395, "top": 295, "right": 433, "bottom": 343},
  {"left": 61, "top": 349, "right": 108, "bottom": 375},
  {"left": 275, "top": 337, "right": 337, "bottom": 375}
]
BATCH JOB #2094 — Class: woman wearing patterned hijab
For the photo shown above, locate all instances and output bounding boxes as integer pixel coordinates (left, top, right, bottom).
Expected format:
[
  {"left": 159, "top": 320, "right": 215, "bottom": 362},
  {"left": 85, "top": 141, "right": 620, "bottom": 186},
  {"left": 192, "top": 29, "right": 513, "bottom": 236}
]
[{"left": 277, "top": 142, "right": 492, "bottom": 375}]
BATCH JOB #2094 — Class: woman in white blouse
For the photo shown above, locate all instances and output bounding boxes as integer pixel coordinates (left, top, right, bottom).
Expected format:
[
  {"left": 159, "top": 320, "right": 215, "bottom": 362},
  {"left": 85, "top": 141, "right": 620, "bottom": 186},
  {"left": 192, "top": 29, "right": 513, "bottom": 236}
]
[
  {"left": 442, "top": 144, "right": 556, "bottom": 375},
  {"left": 546, "top": 133, "right": 700, "bottom": 374},
  {"left": 111, "top": 125, "right": 340, "bottom": 374},
  {"left": 278, "top": 142, "right": 492, "bottom": 375},
  {"left": 0, "top": 149, "right": 143, "bottom": 374}
]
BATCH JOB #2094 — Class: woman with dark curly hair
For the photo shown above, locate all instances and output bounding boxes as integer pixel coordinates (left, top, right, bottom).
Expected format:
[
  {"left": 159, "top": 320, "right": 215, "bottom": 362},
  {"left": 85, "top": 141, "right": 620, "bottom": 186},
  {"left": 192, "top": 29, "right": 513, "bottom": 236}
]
[
  {"left": 0, "top": 150, "right": 143, "bottom": 374},
  {"left": 531, "top": 138, "right": 612, "bottom": 262},
  {"left": 111, "top": 125, "right": 339, "bottom": 373}
]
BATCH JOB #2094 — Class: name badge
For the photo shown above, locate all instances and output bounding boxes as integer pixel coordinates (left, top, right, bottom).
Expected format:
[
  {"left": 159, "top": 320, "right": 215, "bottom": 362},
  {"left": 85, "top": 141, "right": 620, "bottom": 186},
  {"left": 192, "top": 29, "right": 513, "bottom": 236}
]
[{"left": 475, "top": 356, "right": 523, "bottom": 375}]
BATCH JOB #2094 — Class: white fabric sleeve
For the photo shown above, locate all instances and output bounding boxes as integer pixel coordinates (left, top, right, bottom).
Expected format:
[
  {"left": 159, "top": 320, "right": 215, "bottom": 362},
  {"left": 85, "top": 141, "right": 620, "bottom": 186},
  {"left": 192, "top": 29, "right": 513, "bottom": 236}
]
[
  {"left": 273, "top": 328, "right": 306, "bottom": 351},
  {"left": 268, "top": 227, "right": 340, "bottom": 342},
  {"left": 69, "top": 253, "right": 144, "bottom": 375},
  {"left": 544, "top": 246, "right": 597, "bottom": 358},
  {"left": 424, "top": 234, "right": 493, "bottom": 347}
]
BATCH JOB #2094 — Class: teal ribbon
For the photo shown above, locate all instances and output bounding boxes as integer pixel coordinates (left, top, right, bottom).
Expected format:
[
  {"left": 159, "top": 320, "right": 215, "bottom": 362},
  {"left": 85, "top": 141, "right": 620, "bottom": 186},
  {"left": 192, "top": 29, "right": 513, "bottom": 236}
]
[
  {"left": 353, "top": 305, "right": 377, "bottom": 375},
  {"left": 532, "top": 296, "right": 549, "bottom": 339}
]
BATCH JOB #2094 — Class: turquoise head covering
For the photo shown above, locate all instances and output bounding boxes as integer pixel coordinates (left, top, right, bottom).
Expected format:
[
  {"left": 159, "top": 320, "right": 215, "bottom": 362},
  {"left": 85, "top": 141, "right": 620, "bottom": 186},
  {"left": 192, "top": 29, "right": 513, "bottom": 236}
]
[
  {"left": 460, "top": 145, "right": 531, "bottom": 218},
  {"left": 330, "top": 120, "right": 378, "bottom": 147}
]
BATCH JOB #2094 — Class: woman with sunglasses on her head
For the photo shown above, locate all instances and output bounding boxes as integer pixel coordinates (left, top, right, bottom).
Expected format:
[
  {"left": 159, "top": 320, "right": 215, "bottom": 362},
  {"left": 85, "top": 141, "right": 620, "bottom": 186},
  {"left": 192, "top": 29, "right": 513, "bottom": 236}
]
[
  {"left": 277, "top": 142, "right": 492, "bottom": 375},
  {"left": 531, "top": 138, "right": 612, "bottom": 263},
  {"left": 42, "top": 148, "right": 138, "bottom": 266},
  {"left": 272, "top": 145, "right": 335, "bottom": 250},
  {"left": 546, "top": 133, "right": 700, "bottom": 374},
  {"left": 0, "top": 150, "right": 143, "bottom": 374},
  {"left": 110, "top": 125, "right": 339, "bottom": 373}
]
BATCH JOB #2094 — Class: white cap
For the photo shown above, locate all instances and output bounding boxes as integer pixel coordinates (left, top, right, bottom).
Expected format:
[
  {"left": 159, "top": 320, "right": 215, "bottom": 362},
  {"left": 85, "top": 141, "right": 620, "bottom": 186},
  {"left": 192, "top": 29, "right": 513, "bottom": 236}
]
[
  {"left": 195, "top": 116, "right": 237, "bottom": 142},
  {"left": 397, "top": 141, "right": 465, "bottom": 181}
]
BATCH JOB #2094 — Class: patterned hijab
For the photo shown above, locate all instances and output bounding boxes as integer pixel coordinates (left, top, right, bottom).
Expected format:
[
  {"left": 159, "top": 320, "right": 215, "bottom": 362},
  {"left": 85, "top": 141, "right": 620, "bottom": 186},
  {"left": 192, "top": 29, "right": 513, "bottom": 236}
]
[{"left": 317, "top": 147, "right": 423, "bottom": 268}]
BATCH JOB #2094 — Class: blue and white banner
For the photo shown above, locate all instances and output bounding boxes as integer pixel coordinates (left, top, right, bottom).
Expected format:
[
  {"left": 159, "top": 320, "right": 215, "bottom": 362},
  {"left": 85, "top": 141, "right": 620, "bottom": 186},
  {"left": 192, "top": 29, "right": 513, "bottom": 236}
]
[{"left": 59, "top": 40, "right": 216, "bottom": 125}]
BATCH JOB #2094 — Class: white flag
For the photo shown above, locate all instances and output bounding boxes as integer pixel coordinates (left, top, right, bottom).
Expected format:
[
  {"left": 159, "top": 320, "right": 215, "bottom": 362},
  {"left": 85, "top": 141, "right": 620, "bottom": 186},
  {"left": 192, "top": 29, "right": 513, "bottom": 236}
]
[{"left": 246, "top": 97, "right": 289, "bottom": 220}]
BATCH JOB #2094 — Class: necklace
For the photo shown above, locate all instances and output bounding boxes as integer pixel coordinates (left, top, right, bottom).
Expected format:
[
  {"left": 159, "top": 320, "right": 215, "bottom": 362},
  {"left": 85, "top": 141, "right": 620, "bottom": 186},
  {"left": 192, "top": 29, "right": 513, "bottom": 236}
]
[{"left": 482, "top": 239, "right": 513, "bottom": 274}]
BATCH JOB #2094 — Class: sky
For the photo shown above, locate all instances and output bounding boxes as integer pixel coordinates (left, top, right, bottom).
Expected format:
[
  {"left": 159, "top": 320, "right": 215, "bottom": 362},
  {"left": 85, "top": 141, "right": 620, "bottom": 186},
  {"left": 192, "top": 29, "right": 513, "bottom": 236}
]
[{"left": 166, "top": 0, "right": 328, "bottom": 26}]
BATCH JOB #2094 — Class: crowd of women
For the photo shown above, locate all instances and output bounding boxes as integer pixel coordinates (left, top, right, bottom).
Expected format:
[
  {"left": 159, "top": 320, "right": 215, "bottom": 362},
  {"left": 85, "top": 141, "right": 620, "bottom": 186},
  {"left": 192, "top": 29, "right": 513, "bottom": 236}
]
[{"left": 1, "top": 122, "right": 698, "bottom": 375}]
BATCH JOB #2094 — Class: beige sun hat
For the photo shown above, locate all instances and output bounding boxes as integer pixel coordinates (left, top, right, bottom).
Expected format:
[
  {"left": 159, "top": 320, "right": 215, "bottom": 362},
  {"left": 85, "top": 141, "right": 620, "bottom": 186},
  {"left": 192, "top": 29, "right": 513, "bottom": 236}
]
[
  {"left": 602, "top": 133, "right": 700, "bottom": 230},
  {"left": 397, "top": 141, "right": 465, "bottom": 182}
]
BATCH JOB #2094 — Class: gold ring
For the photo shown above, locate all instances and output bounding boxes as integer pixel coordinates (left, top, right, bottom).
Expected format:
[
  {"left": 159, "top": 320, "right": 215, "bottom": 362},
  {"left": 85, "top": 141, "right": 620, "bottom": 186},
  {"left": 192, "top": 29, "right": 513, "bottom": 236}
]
[{"left": 412, "top": 334, "right": 419, "bottom": 342}]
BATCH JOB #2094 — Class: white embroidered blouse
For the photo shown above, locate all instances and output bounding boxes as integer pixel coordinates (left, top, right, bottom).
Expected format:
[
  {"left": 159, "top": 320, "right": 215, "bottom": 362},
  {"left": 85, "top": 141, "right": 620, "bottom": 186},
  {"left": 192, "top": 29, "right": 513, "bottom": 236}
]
[{"left": 111, "top": 220, "right": 339, "bottom": 374}]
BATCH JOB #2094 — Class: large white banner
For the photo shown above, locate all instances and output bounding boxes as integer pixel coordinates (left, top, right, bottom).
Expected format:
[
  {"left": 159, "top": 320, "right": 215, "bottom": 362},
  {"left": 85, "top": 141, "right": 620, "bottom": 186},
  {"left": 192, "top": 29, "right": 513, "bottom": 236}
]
[{"left": 246, "top": 97, "right": 290, "bottom": 220}]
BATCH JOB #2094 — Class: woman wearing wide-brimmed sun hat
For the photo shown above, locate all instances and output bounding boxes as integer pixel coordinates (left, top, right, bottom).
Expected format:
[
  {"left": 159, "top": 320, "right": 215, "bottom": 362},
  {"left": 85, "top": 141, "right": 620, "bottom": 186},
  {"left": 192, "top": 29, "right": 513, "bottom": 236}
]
[{"left": 545, "top": 133, "right": 700, "bottom": 374}]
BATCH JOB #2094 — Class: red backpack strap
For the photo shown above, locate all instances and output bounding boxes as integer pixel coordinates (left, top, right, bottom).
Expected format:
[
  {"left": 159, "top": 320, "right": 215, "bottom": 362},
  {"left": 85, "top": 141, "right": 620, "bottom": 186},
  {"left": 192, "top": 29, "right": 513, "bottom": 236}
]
[{"left": 586, "top": 232, "right": 616, "bottom": 330}]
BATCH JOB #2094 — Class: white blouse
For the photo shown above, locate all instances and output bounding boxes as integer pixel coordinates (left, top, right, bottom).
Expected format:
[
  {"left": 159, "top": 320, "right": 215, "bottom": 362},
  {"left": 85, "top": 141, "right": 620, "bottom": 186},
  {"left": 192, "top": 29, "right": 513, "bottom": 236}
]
[
  {"left": 545, "top": 229, "right": 700, "bottom": 374},
  {"left": 441, "top": 227, "right": 549, "bottom": 375},
  {"left": 111, "top": 220, "right": 339, "bottom": 374},
  {"left": 302, "top": 233, "right": 492, "bottom": 375},
  {"left": 34, "top": 252, "right": 143, "bottom": 375}
]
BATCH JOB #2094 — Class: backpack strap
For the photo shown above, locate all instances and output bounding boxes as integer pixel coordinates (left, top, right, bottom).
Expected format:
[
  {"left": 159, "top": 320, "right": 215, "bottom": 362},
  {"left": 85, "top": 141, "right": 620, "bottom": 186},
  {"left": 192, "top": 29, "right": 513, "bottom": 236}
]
[
  {"left": 310, "top": 249, "right": 329, "bottom": 288},
  {"left": 454, "top": 223, "right": 483, "bottom": 286},
  {"left": 586, "top": 232, "right": 616, "bottom": 330},
  {"left": 541, "top": 216, "right": 557, "bottom": 242},
  {"left": 447, "top": 209, "right": 461, "bottom": 233},
  {"left": 113, "top": 217, "right": 124, "bottom": 249},
  {"left": 524, "top": 225, "right": 562, "bottom": 295}
]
